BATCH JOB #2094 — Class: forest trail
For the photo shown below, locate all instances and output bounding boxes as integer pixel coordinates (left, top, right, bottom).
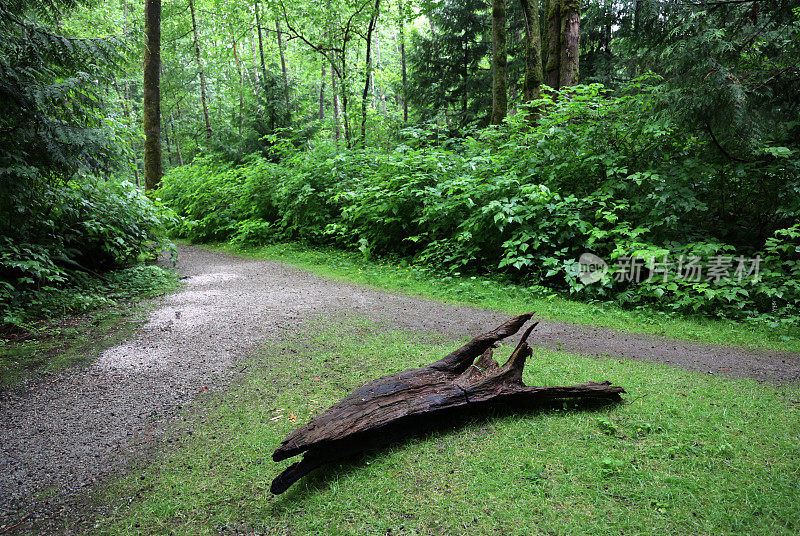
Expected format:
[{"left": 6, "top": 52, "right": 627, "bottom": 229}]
[{"left": 1, "top": 244, "right": 798, "bottom": 531}]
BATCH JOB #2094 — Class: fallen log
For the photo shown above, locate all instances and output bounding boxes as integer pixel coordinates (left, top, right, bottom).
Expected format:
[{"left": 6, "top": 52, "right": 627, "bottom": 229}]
[{"left": 271, "top": 312, "right": 625, "bottom": 494}]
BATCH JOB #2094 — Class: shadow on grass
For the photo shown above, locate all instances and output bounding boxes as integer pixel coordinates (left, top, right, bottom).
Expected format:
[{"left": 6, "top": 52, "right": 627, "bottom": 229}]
[{"left": 272, "top": 396, "right": 622, "bottom": 502}]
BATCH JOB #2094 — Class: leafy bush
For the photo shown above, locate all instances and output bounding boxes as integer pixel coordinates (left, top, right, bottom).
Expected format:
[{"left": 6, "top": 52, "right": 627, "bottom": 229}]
[
  {"left": 1, "top": 178, "right": 176, "bottom": 323},
  {"left": 157, "top": 82, "right": 800, "bottom": 326}
]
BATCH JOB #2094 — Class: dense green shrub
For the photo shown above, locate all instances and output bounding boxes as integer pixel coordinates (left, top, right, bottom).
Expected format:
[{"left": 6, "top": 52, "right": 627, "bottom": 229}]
[
  {"left": 1, "top": 178, "right": 176, "bottom": 323},
  {"left": 157, "top": 82, "right": 799, "bottom": 325}
]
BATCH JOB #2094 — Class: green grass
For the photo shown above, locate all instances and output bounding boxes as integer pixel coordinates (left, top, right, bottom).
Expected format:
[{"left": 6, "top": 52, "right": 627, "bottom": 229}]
[
  {"left": 100, "top": 314, "right": 800, "bottom": 536},
  {"left": 207, "top": 241, "right": 800, "bottom": 353},
  {"left": 0, "top": 265, "right": 180, "bottom": 387}
]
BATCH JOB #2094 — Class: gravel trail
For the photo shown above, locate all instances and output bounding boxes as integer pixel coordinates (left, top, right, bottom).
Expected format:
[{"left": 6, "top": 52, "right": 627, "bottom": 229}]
[{"left": 1, "top": 244, "right": 798, "bottom": 532}]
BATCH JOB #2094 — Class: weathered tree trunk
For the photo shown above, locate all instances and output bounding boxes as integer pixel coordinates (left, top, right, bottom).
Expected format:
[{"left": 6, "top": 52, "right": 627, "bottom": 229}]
[
  {"left": 491, "top": 0, "right": 508, "bottom": 125},
  {"left": 271, "top": 313, "right": 625, "bottom": 494},
  {"left": 188, "top": 0, "right": 212, "bottom": 138},
  {"left": 544, "top": 0, "right": 579, "bottom": 90},
  {"left": 398, "top": 0, "right": 408, "bottom": 122},
  {"left": 545, "top": 0, "right": 561, "bottom": 89},
  {"left": 520, "top": 0, "right": 544, "bottom": 105},
  {"left": 143, "top": 0, "right": 162, "bottom": 190},
  {"left": 559, "top": 0, "right": 580, "bottom": 88}
]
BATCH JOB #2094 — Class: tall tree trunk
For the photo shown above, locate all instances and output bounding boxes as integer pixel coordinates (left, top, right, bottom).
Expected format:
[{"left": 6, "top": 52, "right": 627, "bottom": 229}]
[
  {"left": 143, "top": 0, "right": 162, "bottom": 190},
  {"left": 331, "top": 64, "right": 341, "bottom": 143},
  {"left": 341, "top": 76, "right": 351, "bottom": 147},
  {"left": 189, "top": 0, "right": 212, "bottom": 138},
  {"left": 275, "top": 18, "right": 291, "bottom": 112},
  {"left": 369, "top": 40, "right": 377, "bottom": 109},
  {"left": 319, "top": 60, "right": 326, "bottom": 120},
  {"left": 230, "top": 24, "right": 245, "bottom": 136},
  {"left": 374, "top": 38, "right": 387, "bottom": 114},
  {"left": 250, "top": 26, "right": 259, "bottom": 85},
  {"left": 491, "top": 0, "right": 507, "bottom": 124},
  {"left": 545, "top": 0, "right": 561, "bottom": 89},
  {"left": 398, "top": 0, "right": 408, "bottom": 122},
  {"left": 255, "top": 1, "right": 267, "bottom": 83},
  {"left": 559, "top": 0, "right": 580, "bottom": 87},
  {"left": 520, "top": 0, "right": 544, "bottom": 104},
  {"left": 361, "top": 0, "right": 380, "bottom": 144},
  {"left": 544, "top": 0, "right": 579, "bottom": 91}
]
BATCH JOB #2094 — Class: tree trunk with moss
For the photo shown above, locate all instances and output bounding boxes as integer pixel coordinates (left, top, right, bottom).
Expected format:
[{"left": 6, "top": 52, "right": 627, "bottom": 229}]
[
  {"left": 545, "top": 0, "right": 561, "bottom": 89},
  {"left": 143, "top": 0, "right": 162, "bottom": 190},
  {"left": 491, "top": 0, "right": 507, "bottom": 124},
  {"left": 544, "top": 0, "right": 579, "bottom": 90},
  {"left": 520, "top": 0, "right": 544, "bottom": 104}
]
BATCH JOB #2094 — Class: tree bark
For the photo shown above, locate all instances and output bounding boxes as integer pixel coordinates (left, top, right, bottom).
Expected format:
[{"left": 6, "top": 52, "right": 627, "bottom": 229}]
[
  {"left": 188, "top": 0, "right": 212, "bottom": 138},
  {"left": 143, "top": 0, "right": 162, "bottom": 190},
  {"left": 545, "top": 0, "right": 561, "bottom": 89},
  {"left": 520, "top": 0, "right": 544, "bottom": 104},
  {"left": 491, "top": 0, "right": 508, "bottom": 124},
  {"left": 271, "top": 313, "right": 625, "bottom": 494},
  {"left": 544, "top": 0, "right": 579, "bottom": 90},
  {"left": 559, "top": 0, "right": 580, "bottom": 88}
]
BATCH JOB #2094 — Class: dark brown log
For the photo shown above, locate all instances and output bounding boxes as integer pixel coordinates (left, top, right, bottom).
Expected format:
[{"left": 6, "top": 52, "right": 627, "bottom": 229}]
[{"left": 271, "top": 313, "right": 625, "bottom": 494}]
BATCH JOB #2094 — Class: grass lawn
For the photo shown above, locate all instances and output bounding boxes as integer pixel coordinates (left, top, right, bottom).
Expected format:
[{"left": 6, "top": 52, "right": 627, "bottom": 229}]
[
  {"left": 99, "top": 314, "right": 800, "bottom": 536},
  {"left": 206, "top": 242, "right": 800, "bottom": 354}
]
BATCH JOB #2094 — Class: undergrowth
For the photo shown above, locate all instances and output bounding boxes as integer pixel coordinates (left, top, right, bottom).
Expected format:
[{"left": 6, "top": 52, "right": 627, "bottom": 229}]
[
  {"left": 0, "top": 264, "right": 180, "bottom": 386},
  {"left": 157, "top": 83, "right": 800, "bottom": 329}
]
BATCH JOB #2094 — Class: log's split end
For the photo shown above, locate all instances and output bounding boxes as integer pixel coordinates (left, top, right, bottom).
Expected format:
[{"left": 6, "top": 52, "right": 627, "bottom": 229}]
[{"left": 270, "top": 313, "right": 625, "bottom": 495}]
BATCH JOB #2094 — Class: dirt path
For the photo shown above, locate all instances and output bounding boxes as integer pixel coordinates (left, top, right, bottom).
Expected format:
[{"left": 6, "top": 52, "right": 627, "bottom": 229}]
[{"left": 1, "top": 244, "right": 798, "bottom": 532}]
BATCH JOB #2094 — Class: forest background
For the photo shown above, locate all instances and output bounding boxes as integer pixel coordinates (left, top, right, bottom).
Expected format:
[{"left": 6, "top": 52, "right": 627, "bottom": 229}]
[{"left": 1, "top": 0, "right": 798, "bottom": 333}]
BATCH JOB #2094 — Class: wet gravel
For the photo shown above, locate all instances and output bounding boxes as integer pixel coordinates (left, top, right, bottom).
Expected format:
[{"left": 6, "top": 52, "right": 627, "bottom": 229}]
[{"left": 1, "top": 244, "right": 798, "bottom": 533}]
